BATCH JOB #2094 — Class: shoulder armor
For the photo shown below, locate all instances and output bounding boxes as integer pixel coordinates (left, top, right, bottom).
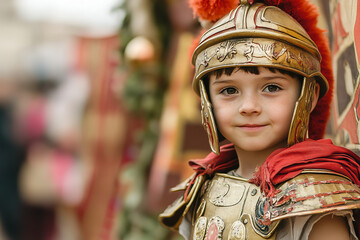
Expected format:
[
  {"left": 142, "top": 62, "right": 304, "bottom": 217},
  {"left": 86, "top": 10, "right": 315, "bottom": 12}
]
[
  {"left": 265, "top": 170, "right": 360, "bottom": 222},
  {"left": 159, "top": 174, "right": 205, "bottom": 230}
]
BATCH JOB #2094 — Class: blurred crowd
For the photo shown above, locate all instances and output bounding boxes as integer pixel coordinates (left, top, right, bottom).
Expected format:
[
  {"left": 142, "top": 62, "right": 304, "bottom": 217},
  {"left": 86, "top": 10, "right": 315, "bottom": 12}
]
[
  {"left": 0, "top": 68, "right": 88, "bottom": 240},
  {"left": 0, "top": 1, "right": 119, "bottom": 239},
  {"left": 0, "top": 32, "right": 92, "bottom": 239}
]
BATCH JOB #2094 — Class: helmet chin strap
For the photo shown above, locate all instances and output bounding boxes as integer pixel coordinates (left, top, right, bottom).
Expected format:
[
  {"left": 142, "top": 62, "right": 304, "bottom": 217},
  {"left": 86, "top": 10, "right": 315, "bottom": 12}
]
[
  {"left": 199, "top": 80, "right": 220, "bottom": 155},
  {"left": 288, "top": 77, "right": 316, "bottom": 146}
]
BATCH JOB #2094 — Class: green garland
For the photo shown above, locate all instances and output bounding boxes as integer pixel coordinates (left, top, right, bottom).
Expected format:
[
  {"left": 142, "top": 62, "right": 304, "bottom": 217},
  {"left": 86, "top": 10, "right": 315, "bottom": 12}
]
[{"left": 116, "top": 0, "right": 177, "bottom": 239}]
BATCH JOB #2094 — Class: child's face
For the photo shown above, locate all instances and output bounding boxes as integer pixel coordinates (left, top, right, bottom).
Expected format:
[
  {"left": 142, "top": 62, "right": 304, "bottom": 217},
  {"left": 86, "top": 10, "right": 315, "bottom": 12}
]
[{"left": 209, "top": 67, "right": 301, "bottom": 152}]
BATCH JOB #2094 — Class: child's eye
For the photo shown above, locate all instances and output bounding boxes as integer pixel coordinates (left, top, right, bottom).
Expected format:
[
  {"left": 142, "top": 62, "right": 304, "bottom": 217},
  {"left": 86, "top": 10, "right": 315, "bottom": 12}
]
[
  {"left": 263, "top": 84, "right": 282, "bottom": 93},
  {"left": 220, "top": 87, "right": 238, "bottom": 95}
]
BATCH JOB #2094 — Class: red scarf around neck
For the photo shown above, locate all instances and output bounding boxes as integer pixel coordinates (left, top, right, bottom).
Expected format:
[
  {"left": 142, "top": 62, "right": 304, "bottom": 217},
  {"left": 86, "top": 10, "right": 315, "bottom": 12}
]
[{"left": 188, "top": 139, "right": 360, "bottom": 198}]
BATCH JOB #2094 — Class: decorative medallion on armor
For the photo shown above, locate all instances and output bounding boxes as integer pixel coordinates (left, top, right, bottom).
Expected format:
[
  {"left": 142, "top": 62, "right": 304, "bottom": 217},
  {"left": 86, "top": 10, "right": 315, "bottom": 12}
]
[
  {"left": 205, "top": 216, "right": 225, "bottom": 240},
  {"left": 193, "top": 217, "right": 207, "bottom": 240},
  {"left": 228, "top": 220, "right": 246, "bottom": 240}
]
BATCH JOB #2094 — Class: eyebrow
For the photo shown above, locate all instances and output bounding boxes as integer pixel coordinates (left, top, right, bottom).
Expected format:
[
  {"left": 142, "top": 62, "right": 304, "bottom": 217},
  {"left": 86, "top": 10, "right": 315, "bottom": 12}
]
[
  {"left": 211, "top": 79, "right": 238, "bottom": 85},
  {"left": 211, "top": 75, "right": 290, "bottom": 85},
  {"left": 261, "top": 76, "right": 290, "bottom": 81}
]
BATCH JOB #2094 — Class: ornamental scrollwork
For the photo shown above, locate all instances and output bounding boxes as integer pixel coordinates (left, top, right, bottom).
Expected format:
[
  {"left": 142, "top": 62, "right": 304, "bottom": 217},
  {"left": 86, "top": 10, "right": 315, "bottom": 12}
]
[{"left": 216, "top": 41, "right": 239, "bottom": 62}]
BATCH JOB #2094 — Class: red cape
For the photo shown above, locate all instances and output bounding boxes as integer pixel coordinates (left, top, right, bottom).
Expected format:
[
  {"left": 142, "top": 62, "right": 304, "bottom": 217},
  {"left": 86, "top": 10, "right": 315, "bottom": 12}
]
[{"left": 188, "top": 139, "right": 360, "bottom": 197}]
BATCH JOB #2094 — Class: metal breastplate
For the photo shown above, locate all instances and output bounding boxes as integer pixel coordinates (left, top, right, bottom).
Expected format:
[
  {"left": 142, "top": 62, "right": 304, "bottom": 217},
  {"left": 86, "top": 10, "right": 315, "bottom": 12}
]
[{"left": 190, "top": 173, "right": 279, "bottom": 240}]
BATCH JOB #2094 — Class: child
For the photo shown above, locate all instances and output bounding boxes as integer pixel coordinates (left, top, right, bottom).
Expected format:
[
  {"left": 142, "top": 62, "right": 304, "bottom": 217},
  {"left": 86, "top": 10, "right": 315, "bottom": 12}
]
[{"left": 159, "top": 0, "right": 360, "bottom": 239}]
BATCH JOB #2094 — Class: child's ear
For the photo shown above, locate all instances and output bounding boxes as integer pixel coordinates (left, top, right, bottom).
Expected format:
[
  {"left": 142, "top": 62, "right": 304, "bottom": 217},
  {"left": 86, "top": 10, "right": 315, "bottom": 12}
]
[{"left": 310, "top": 83, "right": 320, "bottom": 112}]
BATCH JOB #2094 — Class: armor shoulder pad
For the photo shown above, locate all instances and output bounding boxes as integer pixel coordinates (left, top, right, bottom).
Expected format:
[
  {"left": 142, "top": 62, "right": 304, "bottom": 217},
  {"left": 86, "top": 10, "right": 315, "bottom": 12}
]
[
  {"left": 159, "top": 174, "right": 205, "bottom": 231},
  {"left": 268, "top": 170, "right": 360, "bottom": 221}
]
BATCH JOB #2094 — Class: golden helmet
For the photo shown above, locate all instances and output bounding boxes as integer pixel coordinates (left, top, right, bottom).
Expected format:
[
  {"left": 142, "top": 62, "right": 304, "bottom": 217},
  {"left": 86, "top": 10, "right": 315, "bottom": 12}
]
[{"left": 191, "top": 1, "right": 332, "bottom": 154}]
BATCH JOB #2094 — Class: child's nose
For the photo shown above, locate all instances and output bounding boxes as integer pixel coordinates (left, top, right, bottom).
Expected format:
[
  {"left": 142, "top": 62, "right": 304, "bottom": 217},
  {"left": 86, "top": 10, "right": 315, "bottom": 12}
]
[{"left": 238, "top": 94, "right": 261, "bottom": 115}]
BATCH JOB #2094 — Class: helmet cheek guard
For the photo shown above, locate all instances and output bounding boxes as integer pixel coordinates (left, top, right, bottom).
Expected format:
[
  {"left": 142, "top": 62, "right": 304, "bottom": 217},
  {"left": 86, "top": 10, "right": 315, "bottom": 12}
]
[
  {"left": 193, "top": 2, "right": 331, "bottom": 154},
  {"left": 199, "top": 80, "right": 220, "bottom": 154},
  {"left": 288, "top": 76, "right": 317, "bottom": 146}
]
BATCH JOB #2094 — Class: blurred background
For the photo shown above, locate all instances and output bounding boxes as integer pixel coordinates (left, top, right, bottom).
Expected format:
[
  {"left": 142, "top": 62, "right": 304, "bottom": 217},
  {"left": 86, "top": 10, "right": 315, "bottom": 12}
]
[{"left": 0, "top": 0, "right": 359, "bottom": 240}]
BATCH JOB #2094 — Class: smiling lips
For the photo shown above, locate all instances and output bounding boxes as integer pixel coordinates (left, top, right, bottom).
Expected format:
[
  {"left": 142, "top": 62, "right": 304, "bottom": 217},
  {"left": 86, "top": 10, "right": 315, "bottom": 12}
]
[{"left": 238, "top": 124, "right": 267, "bottom": 131}]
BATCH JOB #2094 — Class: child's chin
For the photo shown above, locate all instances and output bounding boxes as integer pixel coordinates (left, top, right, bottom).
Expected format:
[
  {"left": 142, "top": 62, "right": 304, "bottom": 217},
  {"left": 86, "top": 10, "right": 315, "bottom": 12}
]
[
  {"left": 236, "top": 144, "right": 270, "bottom": 152},
  {"left": 235, "top": 141, "right": 286, "bottom": 153}
]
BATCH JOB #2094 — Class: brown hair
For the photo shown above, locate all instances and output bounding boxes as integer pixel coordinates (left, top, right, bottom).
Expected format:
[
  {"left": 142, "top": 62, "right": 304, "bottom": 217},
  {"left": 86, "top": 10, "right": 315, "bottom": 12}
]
[
  {"left": 206, "top": 66, "right": 302, "bottom": 81},
  {"left": 203, "top": 66, "right": 302, "bottom": 98}
]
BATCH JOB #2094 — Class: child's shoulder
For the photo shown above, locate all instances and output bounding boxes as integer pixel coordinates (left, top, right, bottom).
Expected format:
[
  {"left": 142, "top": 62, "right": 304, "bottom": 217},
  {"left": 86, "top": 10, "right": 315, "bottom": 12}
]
[
  {"left": 158, "top": 173, "right": 205, "bottom": 230},
  {"left": 266, "top": 170, "right": 360, "bottom": 222}
]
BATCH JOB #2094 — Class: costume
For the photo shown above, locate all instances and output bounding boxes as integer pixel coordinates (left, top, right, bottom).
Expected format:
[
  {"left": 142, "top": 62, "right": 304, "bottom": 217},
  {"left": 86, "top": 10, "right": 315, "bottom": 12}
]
[
  {"left": 159, "top": 0, "right": 360, "bottom": 239},
  {"left": 160, "top": 141, "right": 360, "bottom": 239}
]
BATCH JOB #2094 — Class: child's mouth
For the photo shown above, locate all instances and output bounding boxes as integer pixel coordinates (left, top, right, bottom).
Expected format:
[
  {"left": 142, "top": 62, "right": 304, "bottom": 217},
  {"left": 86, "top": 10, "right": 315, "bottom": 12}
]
[{"left": 239, "top": 124, "right": 266, "bottom": 131}]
